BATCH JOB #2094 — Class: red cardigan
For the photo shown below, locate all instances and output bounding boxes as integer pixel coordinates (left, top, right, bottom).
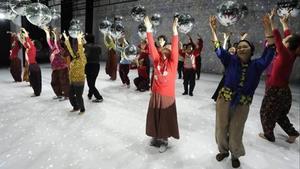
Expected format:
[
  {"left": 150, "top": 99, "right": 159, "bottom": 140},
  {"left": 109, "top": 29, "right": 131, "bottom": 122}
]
[
  {"left": 267, "top": 29, "right": 296, "bottom": 88},
  {"left": 24, "top": 37, "right": 37, "bottom": 65},
  {"left": 147, "top": 32, "right": 179, "bottom": 96}
]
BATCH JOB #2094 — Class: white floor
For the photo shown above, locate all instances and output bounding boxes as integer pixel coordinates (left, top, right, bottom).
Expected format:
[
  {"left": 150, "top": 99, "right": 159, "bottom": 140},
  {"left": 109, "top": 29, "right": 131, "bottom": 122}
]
[{"left": 0, "top": 63, "right": 299, "bottom": 169}]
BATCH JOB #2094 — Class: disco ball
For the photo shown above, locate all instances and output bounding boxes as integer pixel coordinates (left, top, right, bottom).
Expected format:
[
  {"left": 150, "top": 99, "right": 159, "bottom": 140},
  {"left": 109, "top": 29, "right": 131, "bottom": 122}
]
[
  {"left": 51, "top": 8, "right": 60, "bottom": 20},
  {"left": 99, "top": 19, "right": 112, "bottom": 34},
  {"left": 240, "top": 5, "right": 248, "bottom": 18},
  {"left": 68, "top": 24, "right": 81, "bottom": 39},
  {"left": 277, "top": 0, "right": 300, "bottom": 17},
  {"left": 0, "top": 2, "right": 17, "bottom": 20},
  {"left": 26, "top": 3, "right": 52, "bottom": 27},
  {"left": 131, "top": 5, "right": 146, "bottom": 22},
  {"left": 151, "top": 13, "right": 161, "bottom": 26},
  {"left": 138, "top": 23, "right": 146, "bottom": 39},
  {"left": 110, "top": 22, "right": 124, "bottom": 39},
  {"left": 216, "top": 1, "right": 241, "bottom": 27},
  {"left": 10, "top": 0, "right": 31, "bottom": 16},
  {"left": 125, "top": 44, "right": 138, "bottom": 61},
  {"left": 177, "top": 14, "right": 195, "bottom": 34}
]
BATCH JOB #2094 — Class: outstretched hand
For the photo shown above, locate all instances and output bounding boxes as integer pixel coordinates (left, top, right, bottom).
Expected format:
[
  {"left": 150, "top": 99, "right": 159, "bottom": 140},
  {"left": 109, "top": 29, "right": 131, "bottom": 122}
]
[
  {"left": 144, "top": 16, "right": 152, "bottom": 32},
  {"left": 62, "top": 31, "right": 69, "bottom": 41},
  {"left": 209, "top": 16, "right": 217, "bottom": 31}
]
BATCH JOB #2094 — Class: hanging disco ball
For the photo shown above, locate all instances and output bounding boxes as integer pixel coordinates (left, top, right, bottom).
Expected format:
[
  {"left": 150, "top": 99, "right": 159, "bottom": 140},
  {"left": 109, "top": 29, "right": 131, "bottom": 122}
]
[
  {"left": 277, "top": 0, "right": 300, "bottom": 17},
  {"left": 26, "top": 3, "right": 52, "bottom": 27},
  {"left": 216, "top": 1, "right": 241, "bottom": 27},
  {"left": 51, "top": 8, "right": 60, "bottom": 20},
  {"left": 10, "top": 0, "right": 31, "bottom": 16},
  {"left": 131, "top": 5, "right": 146, "bottom": 22},
  {"left": 125, "top": 44, "right": 138, "bottom": 61},
  {"left": 0, "top": 2, "right": 17, "bottom": 20},
  {"left": 151, "top": 13, "right": 161, "bottom": 26},
  {"left": 177, "top": 14, "right": 195, "bottom": 34},
  {"left": 99, "top": 18, "right": 112, "bottom": 34},
  {"left": 68, "top": 24, "right": 81, "bottom": 39},
  {"left": 110, "top": 22, "right": 124, "bottom": 39},
  {"left": 240, "top": 5, "right": 248, "bottom": 18}
]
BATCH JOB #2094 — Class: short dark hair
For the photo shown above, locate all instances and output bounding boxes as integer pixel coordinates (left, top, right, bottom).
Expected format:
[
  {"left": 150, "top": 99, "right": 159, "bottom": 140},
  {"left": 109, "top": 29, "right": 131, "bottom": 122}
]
[
  {"left": 85, "top": 34, "right": 95, "bottom": 43},
  {"left": 238, "top": 40, "right": 255, "bottom": 56},
  {"left": 287, "top": 34, "right": 300, "bottom": 51},
  {"left": 157, "top": 35, "right": 167, "bottom": 43}
]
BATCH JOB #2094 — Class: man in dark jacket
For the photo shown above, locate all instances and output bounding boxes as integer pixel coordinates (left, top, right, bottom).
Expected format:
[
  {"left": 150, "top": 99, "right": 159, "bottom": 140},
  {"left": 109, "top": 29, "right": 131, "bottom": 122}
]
[{"left": 84, "top": 34, "right": 103, "bottom": 102}]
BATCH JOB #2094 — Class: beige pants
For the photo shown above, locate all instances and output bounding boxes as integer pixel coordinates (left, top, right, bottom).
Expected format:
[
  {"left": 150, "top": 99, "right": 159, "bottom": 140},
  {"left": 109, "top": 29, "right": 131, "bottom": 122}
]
[
  {"left": 215, "top": 95, "right": 250, "bottom": 158},
  {"left": 23, "top": 61, "right": 29, "bottom": 82}
]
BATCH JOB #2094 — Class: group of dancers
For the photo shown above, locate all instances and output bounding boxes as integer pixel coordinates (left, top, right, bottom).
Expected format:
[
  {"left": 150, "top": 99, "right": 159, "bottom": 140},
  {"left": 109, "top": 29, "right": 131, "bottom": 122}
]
[{"left": 6, "top": 8, "right": 300, "bottom": 168}]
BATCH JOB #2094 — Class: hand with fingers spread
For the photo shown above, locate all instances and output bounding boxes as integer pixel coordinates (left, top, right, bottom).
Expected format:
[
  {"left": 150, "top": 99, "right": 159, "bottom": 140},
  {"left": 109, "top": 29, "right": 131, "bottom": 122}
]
[
  {"left": 240, "top": 32, "right": 248, "bottom": 40},
  {"left": 209, "top": 16, "right": 218, "bottom": 42},
  {"left": 144, "top": 16, "right": 152, "bottom": 32},
  {"left": 263, "top": 14, "right": 274, "bottom": 45},
  {"left": 279, "top": 12, "right": 290, "bottom": 31}
]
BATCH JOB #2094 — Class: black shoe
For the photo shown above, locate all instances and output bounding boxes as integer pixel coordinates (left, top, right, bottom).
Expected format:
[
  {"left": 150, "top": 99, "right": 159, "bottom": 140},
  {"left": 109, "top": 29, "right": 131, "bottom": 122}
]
[
  {"left": 92, "top": 98, "right": 103, "bottom": 103},
  {"left": 87, "top": 95, "right": 92, "bottom": 100},
  {"left": 70, "top": 108, "right": 79, "bottom": 112},
  {"left": 189, "top": 93, "right": 193, "bottom": 96},
  {"left": 78, "top": 109, "right": 85, "bottom": 115},
  {"left": 182, "top": 92, "right": 188, "bottom": 95},
  {"left": 53, "top": 96, "right": 63, "bottom": 100},
  {"left": 216, "top": 152, "right": 229, "bottom": 161},
  {"left": 150, "top": 138, "right": 161, "bottom": 147},
  {"left": 231, "top": 158, "right": 240, "bottom": 168}
]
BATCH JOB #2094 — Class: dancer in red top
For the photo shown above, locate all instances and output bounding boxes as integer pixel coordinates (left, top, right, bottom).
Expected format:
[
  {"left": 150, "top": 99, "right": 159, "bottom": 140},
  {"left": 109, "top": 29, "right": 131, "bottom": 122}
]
[
  {"left": 144, "top": 16, "right": 179, "bottom": 153},
  {"left": 180, "top": 42, "right": 200, "bottom": 96},
  {"left": 132, "top": 40, "right": 150, "bottom": 92},
  {"left": 7, "top": 31, "right": 22, "bottom": 82},
  {"left": 19, "top": 28, "right": 42, "bottom": 96},
  {"left": 259, "top": 10, "right": 300, "bottom": 143}
]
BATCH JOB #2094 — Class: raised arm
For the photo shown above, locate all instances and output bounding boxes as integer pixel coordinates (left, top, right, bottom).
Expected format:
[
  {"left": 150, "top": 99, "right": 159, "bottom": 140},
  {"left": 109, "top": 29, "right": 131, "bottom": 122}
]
[
  {"left": 255, "top": 13, "right": 276, "bottom": 71},
  {"left": 63, "top": 31, "right": 76, "bottom": 59},
  {"left": 171, "top": 17, "right": 179, "bottom": 62},
  {"left": 144, "top": 16, "right": 159, "bottom": 62},
  {"left": 43, "top": 27, "right": 55, "bottom": 50},
  {"left": 209, "top": 16, "right": 218, "bottom": 42},
  {"left": 209, "top": 16, "right": 231, "bottom": 66},
  {"left": 222, "top": 32, "right": 230, "bottom": 49},
  {"left": 77, "top": 32, "right": 85, "bottom": 59},
  {"left": 279, "top": 14, "right": 292, "bottom": 37}
]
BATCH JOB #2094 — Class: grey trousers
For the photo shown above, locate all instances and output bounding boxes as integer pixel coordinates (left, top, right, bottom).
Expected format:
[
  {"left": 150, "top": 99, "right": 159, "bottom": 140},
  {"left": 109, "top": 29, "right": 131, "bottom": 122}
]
[{"left": 215, "top": 95, "right": 250, "bottom": 158}]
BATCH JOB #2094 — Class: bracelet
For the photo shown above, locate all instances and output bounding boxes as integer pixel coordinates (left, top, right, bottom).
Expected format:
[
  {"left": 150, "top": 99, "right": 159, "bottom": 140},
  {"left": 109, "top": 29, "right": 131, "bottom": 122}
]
[{"left": 266, "top": 35, "right": 274, "bottom": 38}]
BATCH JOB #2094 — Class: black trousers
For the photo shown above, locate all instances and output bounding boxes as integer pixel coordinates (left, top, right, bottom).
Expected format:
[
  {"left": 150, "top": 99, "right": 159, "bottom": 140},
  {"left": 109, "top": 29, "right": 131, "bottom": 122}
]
[
  {"left": 69, "top": 83, "right": 85, "bottom": 111},
  {"left": 260, "top": 87, "right": 299, "bottom": 141},
  {"left": 134, "top": 76, "right": 149, "bottom": 91},
  {"left": 29, "top": 63, "right": 42, "bottom": 96},
  {"left": 85, "top": 63, "right": 103, "bottom": 100},
  {"left": 212, "top": 75, "right": 225, "bottom": 102},
  {"left": 183, "top": 68, "right": 196, "bottom": 94},
  {"left": 196, "top": 56, "right": 201, "bottom": 79},
  {"left": 119, "top": 64, "right": 130, "bottom": 85},
  {"left": 177, "top": 61, "right": 184, "bottom": 79},
  {"left": 10, "top": 57, "right": 22, "bottom": 82}
]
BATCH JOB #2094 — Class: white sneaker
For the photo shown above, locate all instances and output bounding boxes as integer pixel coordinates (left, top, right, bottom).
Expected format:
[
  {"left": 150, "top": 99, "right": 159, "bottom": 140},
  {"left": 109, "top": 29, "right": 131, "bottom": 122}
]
[{"left": 159, "top": 144, "right": 167, "bottom": 153}]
